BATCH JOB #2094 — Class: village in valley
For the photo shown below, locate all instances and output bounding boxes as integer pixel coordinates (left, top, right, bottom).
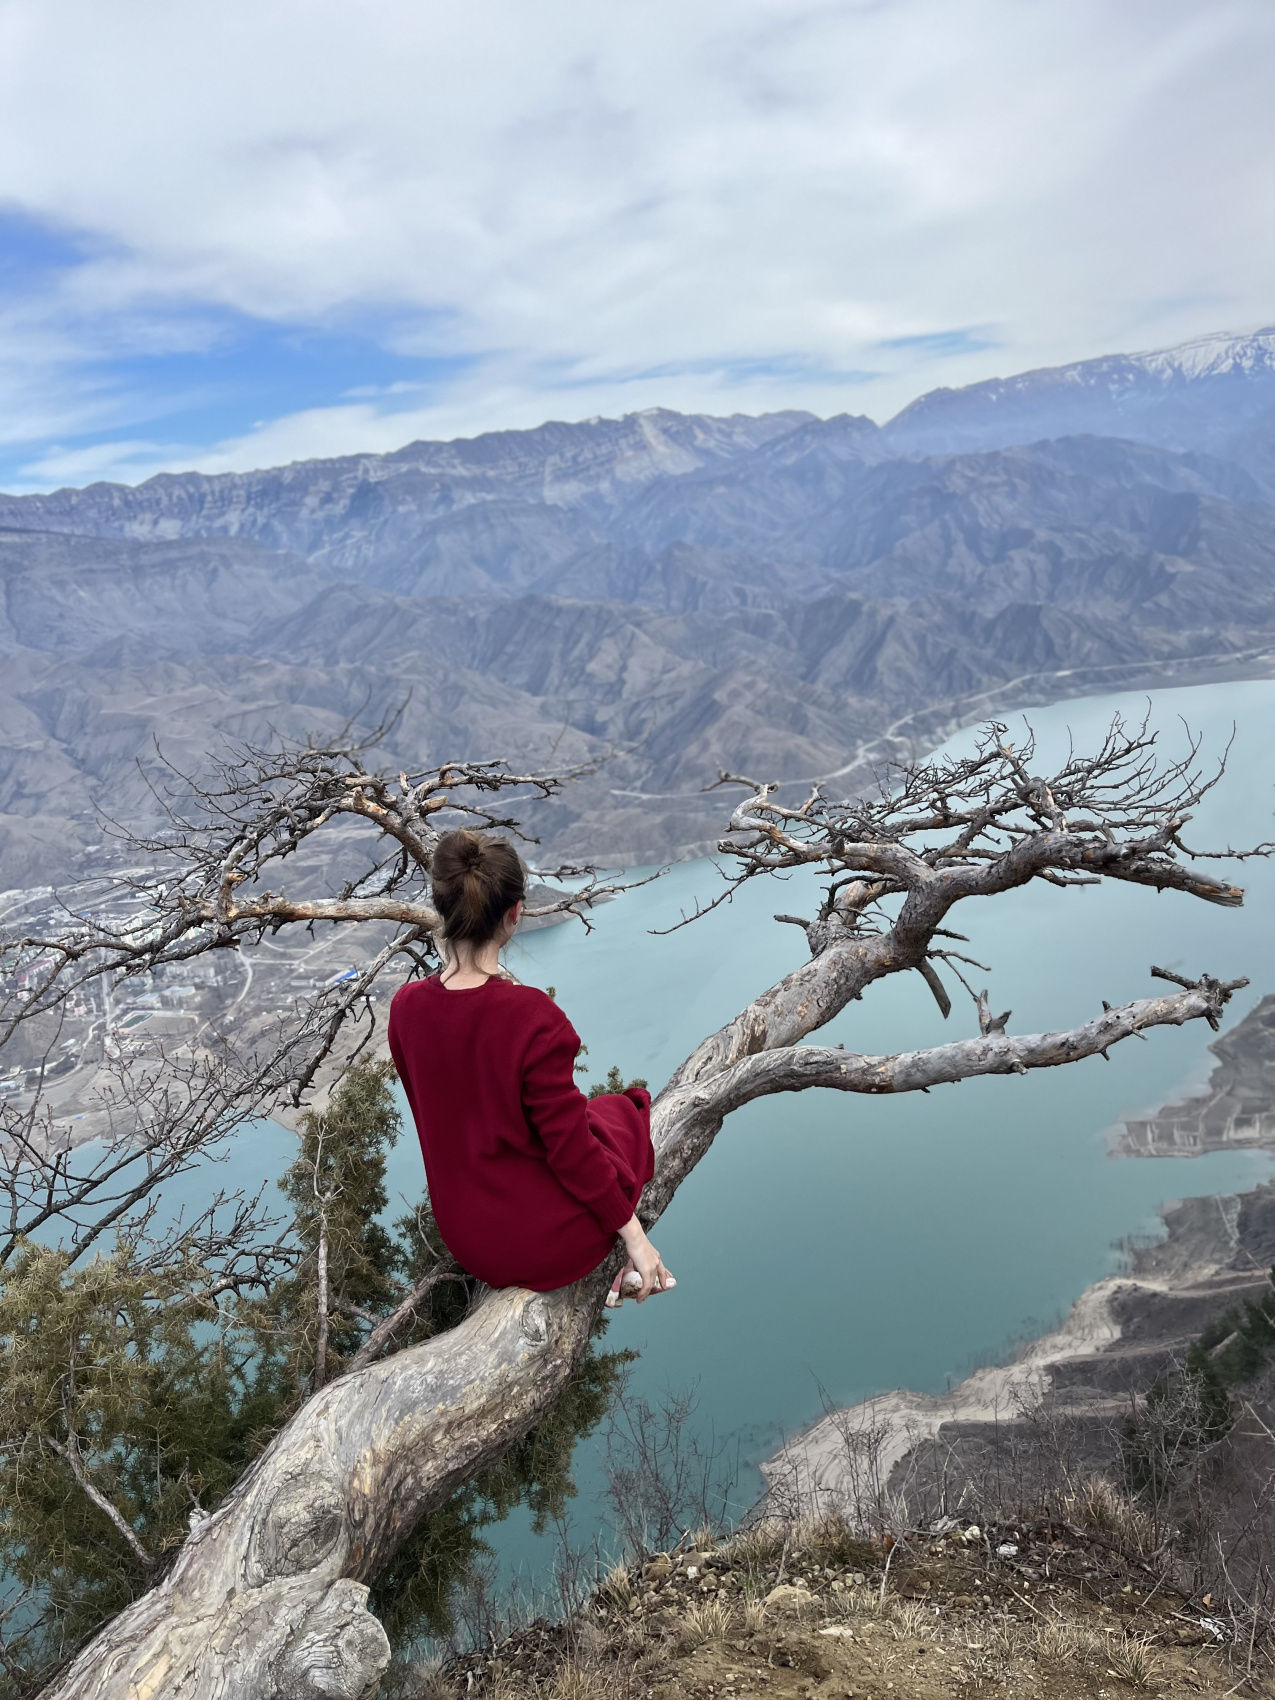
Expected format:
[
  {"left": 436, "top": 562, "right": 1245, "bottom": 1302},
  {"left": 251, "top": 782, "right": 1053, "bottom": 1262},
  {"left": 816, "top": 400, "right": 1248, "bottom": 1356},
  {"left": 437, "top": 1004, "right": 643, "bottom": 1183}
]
[
  {"left": 0, "top": 849, "right": 579, "bottom": 1149},
  {"left": 0, "top": 864, "right": 401, "bottom": 1147}
]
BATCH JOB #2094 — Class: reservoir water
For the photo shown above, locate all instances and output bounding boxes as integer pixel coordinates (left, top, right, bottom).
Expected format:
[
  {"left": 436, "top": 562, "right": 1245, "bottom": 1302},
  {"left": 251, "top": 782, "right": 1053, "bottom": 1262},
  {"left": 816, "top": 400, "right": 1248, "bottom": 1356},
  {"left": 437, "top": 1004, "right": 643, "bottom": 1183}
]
[{"left": 164, "top": 680, "right": 1275, "bottom": 1602}]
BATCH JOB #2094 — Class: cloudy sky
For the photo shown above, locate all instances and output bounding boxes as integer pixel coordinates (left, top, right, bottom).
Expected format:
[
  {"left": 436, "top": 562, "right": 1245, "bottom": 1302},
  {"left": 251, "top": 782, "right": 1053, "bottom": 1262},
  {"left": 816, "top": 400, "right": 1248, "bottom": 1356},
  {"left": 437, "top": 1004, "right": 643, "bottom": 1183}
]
[{"left": 1, "top": 0, "right": 1272, "bottom": 489}]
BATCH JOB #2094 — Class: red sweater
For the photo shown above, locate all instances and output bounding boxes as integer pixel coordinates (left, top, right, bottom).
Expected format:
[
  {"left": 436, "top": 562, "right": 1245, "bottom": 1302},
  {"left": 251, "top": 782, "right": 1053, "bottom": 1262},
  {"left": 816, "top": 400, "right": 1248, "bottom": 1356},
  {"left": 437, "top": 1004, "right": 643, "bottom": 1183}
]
[{"left": 387, "top": 975, "right": 654, "bottom": 1291}]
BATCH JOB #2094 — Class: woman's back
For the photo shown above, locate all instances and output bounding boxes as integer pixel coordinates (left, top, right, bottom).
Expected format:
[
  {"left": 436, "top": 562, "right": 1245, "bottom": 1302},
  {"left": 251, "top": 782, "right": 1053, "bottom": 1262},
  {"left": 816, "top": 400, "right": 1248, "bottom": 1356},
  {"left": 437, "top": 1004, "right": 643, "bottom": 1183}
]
[{"left": 388, "top": 975, "right": 652, "bottom": 1291}]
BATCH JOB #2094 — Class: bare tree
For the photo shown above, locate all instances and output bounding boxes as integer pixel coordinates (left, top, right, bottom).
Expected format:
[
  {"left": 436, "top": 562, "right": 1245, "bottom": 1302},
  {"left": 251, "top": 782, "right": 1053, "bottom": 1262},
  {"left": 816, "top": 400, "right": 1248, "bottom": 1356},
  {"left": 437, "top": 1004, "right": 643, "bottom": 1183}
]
[
  {"left": 1, "top": 1035, "right": 301, "bottom": 1282},
  {"left": 1, "top": 713, "right": 1266, "bottom": 1699},
  {"left": 1, "top": 734, "right": 641, "bottom": 1276}
]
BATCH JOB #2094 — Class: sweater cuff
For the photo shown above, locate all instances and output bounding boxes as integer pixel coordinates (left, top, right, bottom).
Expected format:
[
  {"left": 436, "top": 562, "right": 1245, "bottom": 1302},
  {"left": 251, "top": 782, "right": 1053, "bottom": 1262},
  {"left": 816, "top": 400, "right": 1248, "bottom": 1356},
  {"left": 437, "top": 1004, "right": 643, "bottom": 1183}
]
[{"left": 593, "top": 1181, "right": 637, "bottom": 1237}]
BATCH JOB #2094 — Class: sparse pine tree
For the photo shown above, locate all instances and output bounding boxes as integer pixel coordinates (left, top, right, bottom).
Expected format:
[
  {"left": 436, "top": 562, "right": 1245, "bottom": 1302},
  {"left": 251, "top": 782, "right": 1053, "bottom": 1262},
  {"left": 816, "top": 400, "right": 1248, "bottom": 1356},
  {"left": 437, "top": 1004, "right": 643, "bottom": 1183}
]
[
  {"left": 0, "top": 1237, "right": 270, "bottom": 1688},
  {"left": 588, "top": 1064, "right": 647, "bottom": 1100},
  {"left": 266, "top": 1058, "right": 403, "bottom": 1394}
]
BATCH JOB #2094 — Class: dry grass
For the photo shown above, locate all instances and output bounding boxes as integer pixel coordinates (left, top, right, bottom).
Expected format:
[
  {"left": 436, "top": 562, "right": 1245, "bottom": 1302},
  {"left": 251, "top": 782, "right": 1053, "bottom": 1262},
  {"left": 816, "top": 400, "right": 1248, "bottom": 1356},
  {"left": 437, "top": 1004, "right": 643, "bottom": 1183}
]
[
  {"left": 607, "top": 1614, "right": 654, "bottom": 1657},
  {"left": 824, "top": 1582, "right": 880, "bottom": 1624},
  {"left": 438, "top": 1511, "right": 1248, "bottom": 1699},
  {"left": 951, "top": 1611, "right": 1036, "bottom": 1691},
  {"left": 683, "top": 1521, "right": 720, "bottom": 1552},
  {"left": 676, "top": 1596, "right": 734, "bottom": 1652},
  {"left": 485, "top": 1659, "right": 617, "bottom": 1700},
  {"left": 739, "top": 1590, "right": 768, "bottom": 1634},
  {"left": 595, "top": 1560, "right": 633, "bottom": 1613},
  {"left": 1063, "top": 1473, "right": 1160, "bottom": 1558},
  {"left": 797, "top": 1510, "right": 882, "bottom": 1571},
  {"left": 1031, "top": 1612, "right": 1107, "bottom": 1668},
  {"left": 543, "top": 1661, "right": 613, "bottom": 1700},
  {"left": 715, "top": 1519, "right": 789, "bottom": 1569},
  {"left": 883, "top": 1598, "right": 941, "bottom": 1641},
  {"left": 1106, "top": 1631, "right": 1165, "bottom": 1690}
]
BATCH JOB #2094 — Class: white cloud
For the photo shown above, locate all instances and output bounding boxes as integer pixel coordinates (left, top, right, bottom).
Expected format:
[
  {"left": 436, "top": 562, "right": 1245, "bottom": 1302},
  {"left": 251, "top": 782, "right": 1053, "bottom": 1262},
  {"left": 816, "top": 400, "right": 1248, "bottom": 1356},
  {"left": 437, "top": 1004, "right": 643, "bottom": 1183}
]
[{"left": 2, "top": 0, "right": 1274, "bottom": 482}]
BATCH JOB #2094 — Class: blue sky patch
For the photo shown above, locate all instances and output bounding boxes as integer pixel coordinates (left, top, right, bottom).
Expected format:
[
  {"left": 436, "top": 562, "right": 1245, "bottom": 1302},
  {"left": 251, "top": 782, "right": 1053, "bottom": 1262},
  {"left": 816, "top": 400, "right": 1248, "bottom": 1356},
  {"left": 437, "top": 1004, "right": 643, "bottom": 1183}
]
[
  {"left": 878, "top": 328, "right": 999, "bottom": 359},
  {"left": 624, "top": 353, "right": 881, "bottom": 387},
  {"left": 0, "top": 205, "right": 108, "bottom": 294},
  {"left": 0, "top": 205, "right": 480, "bottom": 487},
  {"left": 82, "top": 313, "right": 474, "bottom": 443}
]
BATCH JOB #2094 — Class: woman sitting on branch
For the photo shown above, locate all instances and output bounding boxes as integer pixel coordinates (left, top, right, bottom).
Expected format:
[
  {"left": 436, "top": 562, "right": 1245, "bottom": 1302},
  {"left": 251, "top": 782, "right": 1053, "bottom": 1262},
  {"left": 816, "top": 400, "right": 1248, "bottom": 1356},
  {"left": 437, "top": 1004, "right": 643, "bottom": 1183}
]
[{"left": 388, "top": 829, "right": 674, "bottom": 1307}]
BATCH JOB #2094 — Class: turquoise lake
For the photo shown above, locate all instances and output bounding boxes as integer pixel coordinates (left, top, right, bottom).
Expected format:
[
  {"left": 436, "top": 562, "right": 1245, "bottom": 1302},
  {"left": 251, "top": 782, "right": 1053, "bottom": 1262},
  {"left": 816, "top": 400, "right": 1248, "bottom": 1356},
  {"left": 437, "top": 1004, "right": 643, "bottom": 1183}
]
[{"left": 177, "top": 679, "right": 1275, "bottom": 1605}]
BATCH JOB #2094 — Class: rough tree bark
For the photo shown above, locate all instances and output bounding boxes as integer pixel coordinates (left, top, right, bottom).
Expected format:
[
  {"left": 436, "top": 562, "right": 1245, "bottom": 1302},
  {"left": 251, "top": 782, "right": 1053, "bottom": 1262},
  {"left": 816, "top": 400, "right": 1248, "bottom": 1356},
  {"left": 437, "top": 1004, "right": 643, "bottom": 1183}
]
[{"left": 6, "top": 716, "right": 1264, "bottom": 1698}]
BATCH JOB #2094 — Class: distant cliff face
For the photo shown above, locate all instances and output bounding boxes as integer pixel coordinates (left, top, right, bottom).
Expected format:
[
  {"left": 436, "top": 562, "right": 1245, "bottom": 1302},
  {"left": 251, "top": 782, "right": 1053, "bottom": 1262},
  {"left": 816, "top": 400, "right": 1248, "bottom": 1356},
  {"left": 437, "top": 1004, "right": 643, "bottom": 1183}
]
[
  {"left": 1, "top": 331, "right": 1273, "bottom": 886},
  {"left": 0, "top": 410, "right": 817, "bottom": 579}
]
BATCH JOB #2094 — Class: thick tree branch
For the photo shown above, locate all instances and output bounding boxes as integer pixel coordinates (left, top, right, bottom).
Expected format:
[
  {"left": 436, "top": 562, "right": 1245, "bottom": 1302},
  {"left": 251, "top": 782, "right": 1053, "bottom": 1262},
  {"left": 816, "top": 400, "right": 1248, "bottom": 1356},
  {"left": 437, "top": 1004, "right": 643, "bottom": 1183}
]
[{"left": 711, "top": 977, "right": 1247, "bottom": 1109}]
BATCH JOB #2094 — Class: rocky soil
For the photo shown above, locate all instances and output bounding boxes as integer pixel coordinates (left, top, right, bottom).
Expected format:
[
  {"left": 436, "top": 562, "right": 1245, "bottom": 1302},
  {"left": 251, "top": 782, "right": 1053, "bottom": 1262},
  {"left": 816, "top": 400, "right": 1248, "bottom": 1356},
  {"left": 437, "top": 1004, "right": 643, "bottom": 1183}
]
[{"left": 425, "top": 1514, "right": 1267, "bottom": 1699}]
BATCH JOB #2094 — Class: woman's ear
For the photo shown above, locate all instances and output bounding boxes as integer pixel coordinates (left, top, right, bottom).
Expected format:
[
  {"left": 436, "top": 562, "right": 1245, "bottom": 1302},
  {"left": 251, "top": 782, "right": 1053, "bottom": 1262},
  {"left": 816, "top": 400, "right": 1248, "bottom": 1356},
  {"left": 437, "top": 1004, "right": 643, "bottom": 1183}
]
[{"left": 508, "top": 898, "right": 524, "bottom": 934}]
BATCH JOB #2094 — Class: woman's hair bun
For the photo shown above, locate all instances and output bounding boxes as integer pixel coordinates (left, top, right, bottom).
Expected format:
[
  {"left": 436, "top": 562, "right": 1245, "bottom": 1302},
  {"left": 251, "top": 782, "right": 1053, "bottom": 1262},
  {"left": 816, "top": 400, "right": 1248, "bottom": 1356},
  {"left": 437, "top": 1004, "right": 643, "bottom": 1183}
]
[{"left": 432, "top": 829, "right": 526, "bottom": 946}]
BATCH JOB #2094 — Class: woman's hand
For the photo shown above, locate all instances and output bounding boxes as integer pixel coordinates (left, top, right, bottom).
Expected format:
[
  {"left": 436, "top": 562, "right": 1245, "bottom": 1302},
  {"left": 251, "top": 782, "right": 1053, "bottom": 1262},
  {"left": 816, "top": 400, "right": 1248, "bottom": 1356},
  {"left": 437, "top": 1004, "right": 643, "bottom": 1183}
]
[{"left": 618, "top": 1216, "right": 674, "bottom": 1302}]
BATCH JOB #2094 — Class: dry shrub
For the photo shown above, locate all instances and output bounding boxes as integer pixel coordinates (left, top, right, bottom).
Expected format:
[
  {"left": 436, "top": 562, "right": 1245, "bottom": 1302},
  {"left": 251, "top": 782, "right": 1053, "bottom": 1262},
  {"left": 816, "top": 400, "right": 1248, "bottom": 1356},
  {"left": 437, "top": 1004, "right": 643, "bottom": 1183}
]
[
  {"left": 403, "top": 1656, "right": 454, "bottom": 1700},
  {"left": 1065, "top": 1473, "right": 1159, "bottom": 1558},
  {"left": 601, "top": 1381, "right": 736, "bottom": 1556},
  {"left": 802, "top": 1392, "right": 896, "bottom": 1536},
  {"left": 716, "top": 1519, "right": 788, "bottom": 1569}
]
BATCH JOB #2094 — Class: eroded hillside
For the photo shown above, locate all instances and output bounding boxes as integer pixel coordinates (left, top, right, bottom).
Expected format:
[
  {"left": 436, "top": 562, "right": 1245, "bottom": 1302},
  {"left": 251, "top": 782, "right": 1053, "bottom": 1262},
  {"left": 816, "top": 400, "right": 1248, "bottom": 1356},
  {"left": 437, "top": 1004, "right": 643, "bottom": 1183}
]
[{"left": 2, "top": 330, "right": 1274, "bottom": 886}]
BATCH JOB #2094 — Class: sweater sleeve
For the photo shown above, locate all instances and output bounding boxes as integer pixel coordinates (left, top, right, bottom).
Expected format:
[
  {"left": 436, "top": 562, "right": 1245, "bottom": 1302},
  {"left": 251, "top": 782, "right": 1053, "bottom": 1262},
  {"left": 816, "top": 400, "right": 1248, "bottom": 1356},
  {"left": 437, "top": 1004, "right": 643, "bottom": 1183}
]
[{"left": 520, "top": 1009, "right": 635, "bottom": 1235}]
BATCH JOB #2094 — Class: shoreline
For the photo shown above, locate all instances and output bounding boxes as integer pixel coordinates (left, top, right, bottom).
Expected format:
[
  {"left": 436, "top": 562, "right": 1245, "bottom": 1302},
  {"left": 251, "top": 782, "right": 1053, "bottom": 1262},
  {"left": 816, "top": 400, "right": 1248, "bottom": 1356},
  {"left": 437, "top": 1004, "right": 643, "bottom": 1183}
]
[
  {"left": 760, "top": 1275, "right": 1128, "bottom": 1517},
  {"left": 587, "top": 642, "right": 1275, "bottom": 869},
  {"left": 759, "top": 995, "right": 1275, "bottom": 1520}
]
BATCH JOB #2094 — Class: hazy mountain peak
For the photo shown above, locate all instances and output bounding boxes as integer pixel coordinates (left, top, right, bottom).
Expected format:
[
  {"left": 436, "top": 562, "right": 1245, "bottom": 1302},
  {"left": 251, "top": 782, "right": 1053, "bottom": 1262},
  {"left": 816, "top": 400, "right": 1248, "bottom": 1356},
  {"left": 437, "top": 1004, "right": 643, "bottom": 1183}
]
[
  {"left": 1129, "top": 325, "right": 1275, "bottom": 382},
  {"left": 884, "top": 324, "right": 1275, "bottom": 457}
]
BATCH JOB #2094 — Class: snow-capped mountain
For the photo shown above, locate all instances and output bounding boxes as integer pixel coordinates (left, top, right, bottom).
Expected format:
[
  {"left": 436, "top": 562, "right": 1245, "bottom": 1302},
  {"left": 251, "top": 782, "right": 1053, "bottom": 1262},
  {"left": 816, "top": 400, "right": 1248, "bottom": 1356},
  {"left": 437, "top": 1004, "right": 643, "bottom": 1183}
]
[
  {"left": 885, "top": 326, "right": 1275, "bottom": 458},
  {"left": 1134, "top": 326, "right": 1275, "bottom": 382}
]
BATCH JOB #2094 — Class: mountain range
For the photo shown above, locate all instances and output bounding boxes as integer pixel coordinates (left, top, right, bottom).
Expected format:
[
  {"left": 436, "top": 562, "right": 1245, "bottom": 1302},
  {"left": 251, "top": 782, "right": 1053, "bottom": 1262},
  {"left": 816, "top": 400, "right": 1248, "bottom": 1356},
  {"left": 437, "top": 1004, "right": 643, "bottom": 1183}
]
[{"left": 1, "top": 326, "right": 1273, "bottom": 885}]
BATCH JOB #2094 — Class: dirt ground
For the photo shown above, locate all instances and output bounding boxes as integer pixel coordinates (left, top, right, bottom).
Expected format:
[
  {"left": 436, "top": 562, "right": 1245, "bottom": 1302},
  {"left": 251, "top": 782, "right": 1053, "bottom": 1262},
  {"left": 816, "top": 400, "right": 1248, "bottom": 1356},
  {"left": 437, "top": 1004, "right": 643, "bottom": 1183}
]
[{"left": 431, "top": 1515, "right": 1274, "bottom": 1700}]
